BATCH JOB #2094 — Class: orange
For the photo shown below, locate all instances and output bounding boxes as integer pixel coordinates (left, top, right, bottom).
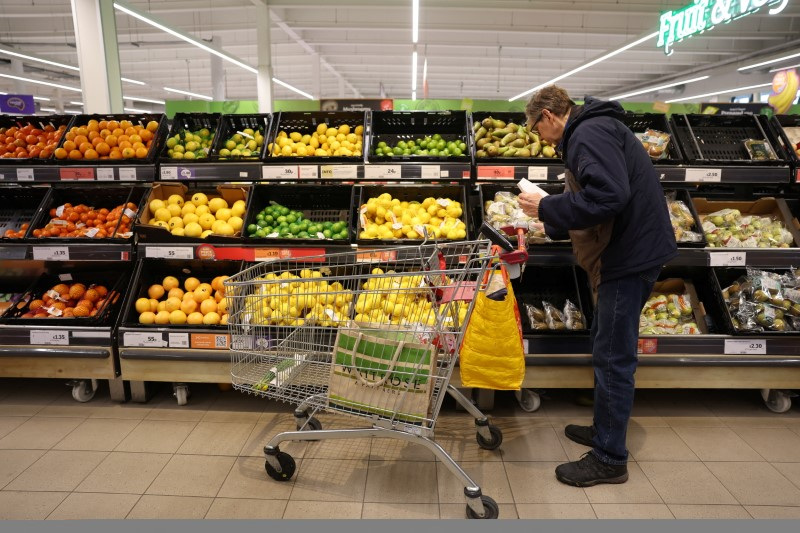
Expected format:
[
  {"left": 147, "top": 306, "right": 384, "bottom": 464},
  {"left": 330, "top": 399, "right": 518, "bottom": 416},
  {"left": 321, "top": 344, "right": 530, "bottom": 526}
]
[
  {"left": 132, "top": 141, "right": 145, "bottom": 151},
  {"left": 117, "top": 134, "right": 130, "bottom": 145},
  {"left": 168, "top": 310, "right": 187, "bottom": 325},
  {"left": 167, "top": 288, "right": 184, "bottom": 300},
  {"left": 91, "top": 135, "right": 103, "bottom": 147},
  {"left": 146, "top": 120, "right": 159, "bottom": 132},
  {"left": 54, "top": 148, "right": 68, "bottom": 159},
  {"left": 125, "top": 127, "right": 137, "bottom": 136},
  {"left": 65, "top": 131, "right": 76, "bottom": 142},
  {"left": 192, "top": 286, "right": 211, "bottom": 304},
  {"left": 129, "top": 134, "right": 142, "bottom": 144},
  {"left": 148, "top": 298, "right": 159, "bottom": 312},
  {"left": 74, "top": 135, "right": 88, "bottom": 146},
  {"left": 99, "top": 128, "right": 111, "bottom": 138},
  {"left": 96, "top": 142, "right": 110, "bottom": 156},
  {"left": 107, "top": 120, "right": 119, "bottom": 131},
  {"left": 164, "top": 297, "right": 182, "bottom": 313},
  {"left": 147, "top": 284, "right": 165, "bottom": 300},
  {"left": 140, "top": 129, "right": 153, "bottom": 142},
  {"left": 112, "top": 128, "right": 124, "bottom": 137},
  {"left": 76, "top": 127, "right": 88, "bottom": 137},
  {"left": 184, "top": 277, "right": 201, "bottom": 292},
  {"left": 154, "top": 310, "right": 171, "bottom": 324},
  {"left": 68, "top": 149, "right": 82, "bottom": 160},
  {"left": 121, "top": 147, "right": 135, "bottom": 159},
  {"left": 109, "top": 150, "right": 122, "bottom": 160},
  {"left": 78, "top": 141, "right": 92, "bottom": 153},
  {"left": 120, "top": 120, "right": 132, "bottom": 129},
  {"left": 84, "top": 149, "right": 99, "bottom": 160},
  {"left": 187, "top": 312, "right": 204, "bottom": 325},
  {"left": 87, "top": 122, "right": 99, "bottom": 133},
  {"left": 200, "top": 299, "right": 217, "bottom": 315},
  {"left": 88, "top": 131, "right": 100, "bottom": 141},
  {"left": 62, "top": 140, "right": 76, "bottom": 152},
  {"left": 180, "top": 299, "right": 197, "bottom": 315},
  {"left": 98, "top": 120, "right": 108, "bottom": 130},
  {"left": 105, "top": 135, "right": 118, "bottom": 147},
  {"left": 211, "top": 276, "right": 228, "bottom": 292},
  {"left": 135, "top": 297, "right": 150, "bottom": 314},
  {"left": 118, "top": 141, "right": 132, "bottom": 150},
  {"left": 163, "top": 276, "right": 180, "bottom": 291},
  {"left": 138, "top": 311, "right": 155, "bottom": 324},
  {"left": 135, "top": 147, "right": 148, "bottom": 158}
]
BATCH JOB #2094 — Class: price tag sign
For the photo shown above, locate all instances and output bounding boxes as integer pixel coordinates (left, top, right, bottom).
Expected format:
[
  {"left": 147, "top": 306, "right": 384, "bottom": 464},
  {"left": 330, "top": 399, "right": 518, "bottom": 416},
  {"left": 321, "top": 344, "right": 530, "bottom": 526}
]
[
  {"left": 16, "top": 168, "right": 34, "bottom": 181},
  {"left": 320, "top": 165, "right": 358, "bottom": 180},
  {"left": 124, "top": 332, "right": 167, "bottom": 348},
  {"left": 724, "top": 339, "right": 767, "bottom": 355},
  {"left": 686, "top": 168, "right": 722, "bottom": 183},
  {"left": 119, "top": 168, "right": 137, "bottom": 181},
  {"left": 59, "top": 168, "right": 94, "bottom": 180},
  {"left": 477, "top": 166, "right": 514, "bottom": 179},
  {"left": 96, "top": 168, "right": 115, "bottom": 181},
  {"left": 262, "top": 166, "right": 298, "bottom": 180},
  {"left": 168, "top": 332, "right": 190, "bottom": 349},
  {"left": 160, "top": 167, "right": 178, "bottom": 180},
  {"left": 420, "top": 165, "right": 441, "bottom": 180},
  {"left": 709, "top": 252, "right": 746, "bottom": 267},
  {"left": 145, "top": 246, "right": 194, "bottom": 260},
  {"left": 523, "top": 339, "right": 529, "bottom": 353},
  {"left": 299, "top": 165, "right": 319, "bottom": 179},
  {"left": 527, "top": 167, "right": 549, "bottom": 181},
  {"left": 364, "top": 165, "right": 402, "bottom": 180},
  {"left": 32, "top": 247, "right": 70, "bottom": 261},
  {"left": 30, "top": 330, "right": 69, "bottom": 346}
]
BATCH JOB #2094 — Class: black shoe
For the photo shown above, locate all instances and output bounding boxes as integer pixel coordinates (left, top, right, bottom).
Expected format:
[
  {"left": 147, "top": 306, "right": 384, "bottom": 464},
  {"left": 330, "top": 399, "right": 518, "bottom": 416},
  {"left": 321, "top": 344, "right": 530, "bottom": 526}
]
[
  {"left": 565, "top": 424, "right": 595, "bottom": 447},
  {"left": 555, "top": 453, "right": 629, "bottom": 487}
]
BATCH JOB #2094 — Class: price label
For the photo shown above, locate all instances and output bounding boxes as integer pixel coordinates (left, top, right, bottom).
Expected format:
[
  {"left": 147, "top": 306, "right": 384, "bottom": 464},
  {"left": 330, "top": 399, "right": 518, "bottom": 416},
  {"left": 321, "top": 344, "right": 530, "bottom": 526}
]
[
  {"left": 477, "top": 166, "right": 514, "bottom": 179},
  {"left": 169, "top": 332, "right": 190, "bottom": 349},
  {"left": 16, "top": 168, "right": 34, "bottom": 181},
  {"left": 59, "top": 168, "right": 94, "bottom": 180},
  {"left": 33, "top": 247, "right": 70, "bottom": 261},
  {"left": 58, "top": 273, "right": 73, "bottom": 281},
  {"left": 420, "top": 166, "right": 441, "bottom": 180},
  {"left": 238, "top": 171, "right": 250, "bottom": 178},
  {"left": 523, "top": 339, "right": 529, "bottom": 353},
  {"left": 709, "top": 252, "right": 746, "bottom": 267},
  {"left": 160, "top": 167, "right": 178, "bottom": 180},
  {"left": 96, "top": 168, "right": 114, "bottom": 181},
  {"left": 299, "top": 165, "right": 319, "bottom": 179},
  {"left": 119, "top": 168, "right": 136, "bottom": 181},
  {"left": 124, "top": 332, "right": 167, "bottom": 348},
  {"left": 724, "top": 339, "right": 767, "bottom": 355},
  {"left": 364, "top": 165, "right": 402, "bottom": 180},
  {"left": 30, "top": 330, "right": 69, "bottom": 346},
  {"left": 262, "top": 166, "right": 298, "bottom": 180},
  {"left": 145, "top": 246, "right": 194, "bottom": 260},
  {"left": 320, "top": 165, "right": 358, "bottom": 180},
  {"left": 686, "top": 168, "right": 722, "bottom": 183},
  {"left": 527, "top": 166, "right": 549, "bottom": 181}
]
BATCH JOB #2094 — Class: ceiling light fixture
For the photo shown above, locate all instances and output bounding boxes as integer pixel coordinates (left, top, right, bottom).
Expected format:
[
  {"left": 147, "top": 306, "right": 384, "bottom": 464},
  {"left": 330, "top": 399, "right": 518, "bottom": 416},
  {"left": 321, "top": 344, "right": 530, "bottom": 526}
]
[
  {"left": 412, "top": 51, "right": 418, "bottom": 92},
  {"left": 163, "top": 86, "right": 213, "bottom": 101},
  {"left": 124, "top": 106, "right": 151, "bottom": 113},
  {"left": 412, "top": 91, "right": 417, "bottom": 101},
  {"left": 272, "top": 77, "right": 314, "bottom": 100},
  {"left": 40, "top": 107, "right": 57, "bottom": 113},
  {"left": 121, "top": 77, "right": 145, "bottom": 85},
  {"left": 0, "top": 45, "right": 80, "bottom": 72},
  {"left": 738, "top": 50, "right": 800, "bottom": 71},
  {"left": 610, "top": 75, "right": 710, "bottom": 100},
  {"left": 69, "top": 101, "right": 84, "bottom": 106},
  {"left": 0, "top": 72, "right": 81, "bottom": 92},
  {"left": 33, "top": 96, "right": 50, "bottom": 101},
  {"left": 665, "top": 82, "right": 772, "bottom": 103},
  {"left": 124, "top": 95, "right": 165, "bottom": 105},
  {"left": 412, "top": 0, "right": 419, "bottom": 44},
  {"left": 509, "top": 31, "right": 659, "bottom": 102},
  {"left": 64, "top": 109, "right": 81, "bottom": 114}
]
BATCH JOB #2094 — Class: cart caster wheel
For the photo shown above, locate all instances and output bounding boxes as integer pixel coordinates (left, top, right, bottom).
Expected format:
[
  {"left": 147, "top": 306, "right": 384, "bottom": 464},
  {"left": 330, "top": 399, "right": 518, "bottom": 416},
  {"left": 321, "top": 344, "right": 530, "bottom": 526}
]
[
  {"left": 514, "top": 389, "right": 541, "bottom": 412},
  {"left": 265, "top": 452, "right": 296, "bottom": 482},
  {"left": 762, "top": 389, "right": 792, "bottom": 413},
  {"left": 466, "top": 495, "right": 499, "bottom": 519},
  {"left": 174, "top": 385, "right": 189, "bottom": 406},
  {"left": 70, "top": 379, "right": 98, "bottom": 403},
  {"left": 476, "top": 424, "right": 503, "bottom": 450},
  {"left": 305, "top": 417, "right": 322, "bottom": 431}
]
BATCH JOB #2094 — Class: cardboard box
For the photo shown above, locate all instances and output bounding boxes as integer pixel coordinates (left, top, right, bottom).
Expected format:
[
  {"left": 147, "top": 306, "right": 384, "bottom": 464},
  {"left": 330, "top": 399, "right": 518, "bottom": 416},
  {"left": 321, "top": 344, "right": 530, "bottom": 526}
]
[
  {"left": 645, "top": 278, "right": 709, "bottom": 334},
  {"left": 692, "top": 197, "right": 800, "bottom": 248},
  {"left": 136, "top": 183, "right": 249, "bottom": 244}
]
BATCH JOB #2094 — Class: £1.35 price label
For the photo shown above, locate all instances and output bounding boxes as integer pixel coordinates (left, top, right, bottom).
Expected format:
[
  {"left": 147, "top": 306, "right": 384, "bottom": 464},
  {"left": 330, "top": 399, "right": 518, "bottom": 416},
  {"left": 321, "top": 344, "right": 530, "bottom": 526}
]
[
  {"left": 32, "top": 247, "right": 70, "bottom": 261},
  {"left": 30, "top": 330, "right": 69, "bottom": 346}
]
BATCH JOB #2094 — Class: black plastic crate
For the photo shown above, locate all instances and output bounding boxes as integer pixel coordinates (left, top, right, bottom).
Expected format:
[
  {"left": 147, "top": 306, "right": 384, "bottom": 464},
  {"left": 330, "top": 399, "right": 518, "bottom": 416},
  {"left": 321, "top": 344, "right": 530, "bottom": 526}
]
[
  {"left": 53, "top": 113, "right": 167, "bottom": 165},
  {"left": 477, "top": 182, "right": 568, "bottom": 246},
  {"left": 210, "top": 114, "right": 271, "bottom": 161},
  {"left": 120, "top": 259, "right": 243, "bottom": 330},
  {"left": 28, "top": 184, "right": 147, "bottom": 242},
  {"left": 0, "top": 186, "right": 51, "bottom": 240},
  {"left": 243, "top": 184, "right": 354, "bottom": 245},
  {"left": 268, "top": 111, "right": 366, "bottom": 163},
  {"left": 665, "top": 188, "right": 707, "bottom": 248},
  {"left": 711, "top": 267, "right": 800, "bottom": 336},
  {"left": 769, "top": 115, "right": 800, "bottom": 167},
  {"left": 159, "top": 112, "right": 221, "bottom": 164},
  {"left": 0, "top": 114, "right": 73, "bottom": 164},
  {"left": 0, "top": 266, "right": 131, "bottom": 326},
  {"left": 670, "top": 114, "right": 787, "bottom": 165},
  {"left": 368, "top": 110, "right": 473, "bottom": 163},
  {"left": 619, "top": 112, "right": 685, "bottom": 164},
  {"left": 470, "top": 111, "right": 563, "bottom": 165},
  {"left": 354, "top": 184, "right": 469, "bottom": 246},
  {"left": 514, "top": 266, "right": 591, "bottom": 334}
]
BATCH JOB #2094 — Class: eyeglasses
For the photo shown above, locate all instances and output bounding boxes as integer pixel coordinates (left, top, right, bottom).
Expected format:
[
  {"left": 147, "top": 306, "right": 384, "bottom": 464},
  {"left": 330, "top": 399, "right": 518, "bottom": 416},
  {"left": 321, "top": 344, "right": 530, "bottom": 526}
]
[{"left": 529, "top": 110, "right": 546, "bottom": 132}]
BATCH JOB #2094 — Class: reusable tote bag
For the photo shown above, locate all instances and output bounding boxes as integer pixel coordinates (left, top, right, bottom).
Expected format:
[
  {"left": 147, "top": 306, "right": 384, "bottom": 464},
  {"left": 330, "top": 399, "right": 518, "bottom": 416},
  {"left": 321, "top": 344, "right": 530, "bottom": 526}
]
[
  {"left": 328, "top": 327, "right": 437, "bottom": 425},
  {"left": 459, "top": 264, "right": 525, "bottom": 390}
]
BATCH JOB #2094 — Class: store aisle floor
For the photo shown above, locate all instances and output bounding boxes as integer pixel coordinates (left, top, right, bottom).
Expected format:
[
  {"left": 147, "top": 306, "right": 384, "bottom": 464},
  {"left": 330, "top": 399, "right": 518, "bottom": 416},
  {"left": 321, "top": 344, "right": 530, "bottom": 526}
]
[{"left": 1, "top": 380, "right": 800, "bottom": 520}]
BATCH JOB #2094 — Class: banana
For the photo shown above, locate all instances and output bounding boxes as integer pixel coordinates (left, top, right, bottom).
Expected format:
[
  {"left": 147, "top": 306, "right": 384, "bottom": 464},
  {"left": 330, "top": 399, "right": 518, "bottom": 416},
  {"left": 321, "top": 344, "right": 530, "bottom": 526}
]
[{"left": 769, "top": 70, "right": 799, "bottom": 114}]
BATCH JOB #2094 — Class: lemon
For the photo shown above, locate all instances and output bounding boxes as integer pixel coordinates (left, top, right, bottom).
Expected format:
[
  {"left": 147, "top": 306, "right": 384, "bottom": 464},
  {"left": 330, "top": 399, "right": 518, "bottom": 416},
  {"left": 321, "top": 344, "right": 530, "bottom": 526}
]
[
  {"left": 153, "top": 220, "right": 169, "bottom": 229},
  {"left": 167, "top": 203, "right": 182, "bottom": 218},
  {"left": 183, "top": 213, "right": 199, "bottom": 226},
  {"left": 154, "top": 207, "right": 171, "bottom": 222},
  {"left": 167, "top": 194, "right": 184, "bottom": 206},
  {"left": 198, "top": 213, "right": 216, "bottom": 230},
  {"left": 231, "top": 200, "right": 246, "bottom": 217},
  {"left": 289, "top": 131, "right": 302, "bottom": 142},
  {"left": 171, "top": 227, "right": 185, "bottom": 236},
  {"left": 216, "top": 208, "right": 232, "bottom": 222},
  {"left": 214, "top": 222, "right": 235, "bottom": 236},
  {"left": 191, "top": 192, "right": 209, "bottom": 206},
  {"left": 316, "top": 123, "right": 328, "bottom": 135},
  {"left": 168, "top": 217, "right": 184, "bottom": 230},
  {"left": 200, "top": 230, "right": 214, "bottom": 238},
  {"left": 208, "top": 197, "right": 228, "bottom": 213},
  {"left": 195, "top": 205, "right": 210, "bottom": 216},
  {"left": 149, "top": 199, "right": 165, "bottom": 215},
  {"left": 228, "top": 216, "right": 243, "bottom": 232},
  {"left": 184, "top": 222, "right": 203, "bottom": 238},
  {"left": 181, "top": 203, "right": 196, "bottom": 216}
]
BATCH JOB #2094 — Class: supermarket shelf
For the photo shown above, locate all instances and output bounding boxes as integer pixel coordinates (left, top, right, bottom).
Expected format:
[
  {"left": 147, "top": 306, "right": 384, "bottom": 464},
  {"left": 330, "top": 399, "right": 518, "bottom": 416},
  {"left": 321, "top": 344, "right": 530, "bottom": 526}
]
[
  {"left": 159, "top": 162, "right": 262, "bottom": 181},
  {"left": 475, "top": 162, "right": 563, "bottom": 182},
  {"left": 0, "top": 243, "right": 134, "bottom": 261},
  {"left": 138, "top": 242, "right": 351, "bottom": 261},
  {"left": 0, "top": 164, "right": 154, "bottom": 182},
  {"left": 0, "top": 324, "right": 114, "bottom": 350},
  {"left": 262, "top": 162, "right": 472, "bottom": 181}
]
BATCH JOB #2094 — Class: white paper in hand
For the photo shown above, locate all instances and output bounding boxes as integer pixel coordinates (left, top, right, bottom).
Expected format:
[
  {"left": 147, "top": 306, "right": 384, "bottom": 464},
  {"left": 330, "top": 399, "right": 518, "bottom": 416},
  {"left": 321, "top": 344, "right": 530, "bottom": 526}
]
[{"left": 518, "top": 178, "right": 549, "bottom": 197}]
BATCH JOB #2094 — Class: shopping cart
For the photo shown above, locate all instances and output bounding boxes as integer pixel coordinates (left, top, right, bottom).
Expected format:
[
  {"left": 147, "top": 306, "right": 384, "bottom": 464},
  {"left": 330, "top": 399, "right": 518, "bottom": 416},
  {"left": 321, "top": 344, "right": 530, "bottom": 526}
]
[{"left": 225, "top": 234, "right": 523, "bottom": 519}]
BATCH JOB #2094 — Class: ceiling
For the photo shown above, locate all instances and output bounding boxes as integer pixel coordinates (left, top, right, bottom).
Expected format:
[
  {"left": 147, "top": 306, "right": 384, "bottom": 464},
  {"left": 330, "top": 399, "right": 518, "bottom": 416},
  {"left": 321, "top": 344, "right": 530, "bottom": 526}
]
[{"left": 0, "top": 0, "right": 799, "bottom": 110}]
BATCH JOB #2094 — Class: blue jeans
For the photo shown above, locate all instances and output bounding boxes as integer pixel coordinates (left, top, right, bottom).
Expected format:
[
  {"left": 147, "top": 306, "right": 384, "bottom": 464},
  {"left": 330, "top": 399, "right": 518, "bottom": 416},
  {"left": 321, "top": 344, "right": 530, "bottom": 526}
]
[{"left": 589, "top": 265, "right": 661, "bottom": 465}]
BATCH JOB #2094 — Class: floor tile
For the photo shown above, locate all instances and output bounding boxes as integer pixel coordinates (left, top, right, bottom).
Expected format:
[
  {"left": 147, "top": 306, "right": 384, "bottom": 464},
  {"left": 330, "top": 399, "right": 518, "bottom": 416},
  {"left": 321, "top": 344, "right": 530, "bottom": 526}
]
[
  {"left": 516, "top": 503, "right": 596, "bottom": 519},
  {"left": 205, "top": 498, "right": 287, "bottom": 519},
  {"left": 239, "top": 413, "right": 307, "bottom": 459},
  {"left": 664, "top": 417, "right": 727, "bottom": 428},
  {"left": 722, "top": 416, "right": 794, "bottom": 429},
  {"left": 283, "top": 500, "right": 363, "bottom": 519},
  {"left": 0, "top": 417, "right": 83, "bottom": 449},
  {"left": 627, "top": 426, "right": 699, "bottom": 462},
  {"left": 498, "top": 424, "right": 569, "bottom": 462},
  {"left": 555, "top": 429, "right": 592, "bottom": 462},
  {"left": 88, "top": 401, "right": 153, "bottom": 420},
  {"left": 34, "top": 403, "right": 99, "bottom": 419},
  {"left": 770, "top": 462, "right": 800, "bottom": 489},
  {"left": 629, "top": 417, "right": 670, "bottom": 428},
  {"left": 53, "top": 418, "right": 140, "bottom": 451},
  {"left": 433, "top": 422, "right": 505, "bottom": 463},
  {"left": 290, "top": 458, "right": 368, "bottom": 502},
  {"left": 440, "top": 503, "right": 518, "bottom": 519},
  {"left": 745, "top": 506, "right": 800, "bottom": 518},
  {"left": 0, "top": 416, "right": 26, "bottom": 439},
  {"left": 4, "top": 450, "right": 107, "bottom": 492},
  {"left": 706, "top": 461, "right": 800, "bottom": 506},
  {"left": 437, "top": 461, "right": 514, "bottom": 504},
  {"left": 583, "top": 463, "right": 663, "bottom": 504},
  {"left": 369, "top": 436, "right": 436, "bottom": 462},
  {"left": 177, "top": 421, "right": 255, "bottom": 456},
  {"left": 0, "top": 404, "right": 45, "bottom": 417},
  {"left": 143, "top": 392, "right": 217, "bottom": 422},
  {"left": 0, "top": 449, "right": 46, "bottom": 489},
  {"left": 363, "top": 459, "right": 437, "bottom": 503},
  {"left": 668, "top": 504, "right": 751, "bottom": 519},
  {"left": 76, "top": 452, "right": 171, "bottom": 494},
  {"left": 114, "top": 419, "right": 196, "bottom": 453},
  {"left": 0, "top": 491, "right": 68, "bottom": 519},
  {"left": 639, "top": 461, "right": 737, "bottom": 505},
  {"left": 504, "top": 461, "right": 589, "bottom": 504},
  {"left": 592, "top": 503, "right": 674, "bottom": 519},
  {"left": 126, "top": 495, "right": 213, "bottom": 519},
  {"left": 673, "top": 427, "right": 763, "bottom": 461},
  {"left": 146, "top": 454, "right": 236, "bottom": 498},
  {"left": 732, "top": 427, "right": 800, "bottom": 463},
  {"left": 47, "top": 492, "right": 140, "bottom": 519},
  {"left": 361, "top": 502, "right": 439, "bottom": 519},
  {"left": 217, "top": 456, "right": 295, "bottom": 500},
  {"left": 203, "top": 392, "right": 264, "bottom": 423}
]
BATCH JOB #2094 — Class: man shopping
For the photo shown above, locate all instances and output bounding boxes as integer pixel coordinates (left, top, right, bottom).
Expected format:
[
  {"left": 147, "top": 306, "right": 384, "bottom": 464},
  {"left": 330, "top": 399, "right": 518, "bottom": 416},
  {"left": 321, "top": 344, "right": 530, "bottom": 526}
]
[{"left": 518, "top": 86, "right": 677, "bottom": 487}]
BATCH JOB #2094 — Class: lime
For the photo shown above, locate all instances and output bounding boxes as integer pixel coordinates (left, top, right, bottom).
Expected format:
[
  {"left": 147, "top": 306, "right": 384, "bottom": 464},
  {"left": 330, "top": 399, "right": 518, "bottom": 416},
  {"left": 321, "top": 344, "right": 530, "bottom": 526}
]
[
  {"left": 255, "top": 229, "right": 266, "bottom": 238},
  {"left": 323, "top": 221, "right": 333, "bottom": 229},
  {"left": 403, "top": 149, "right": 411, "bottom": 156},
  {"left": 437, "top": 140, "right": 446, "bottom": 151},
  {"left": 378, "top": 141, "right": 387, "bottom": 149},
  {"left": 332, "top": 221, "right": 345, "bottom": 232},
  {"left": 398, "top": 141, "right": 408, "bottom": 150},
  {"left": 286, "top": 214, "right": 297, "bottom": 224},
  {"left": 276, "top": 216, "right": 287, "bottom": 224},
  {"left": 429, "top": 149, "right": 439, "bottom": 156},
  {"left": 459, "top": 141, "right": 467, "bottom": 151},
  {"left": 433, "top": 134, "right": 442, "bottom": 141},
  {"left": 279, "top": 207, "right": 289, "bottom": 216},
  {"left": 247, "top": 224, "right": 258, "bottom": 234},
  {"left": 393, "top": 146, "right": 403, "bottom": 155},
  {"left": 257, "top": 219, "right": 269, "bottom": 228},
  {"left": 323, "top": 229, "right": 333, "bottom": 238},
  {"left": 452, "top": 147, "right": 463, "bottom": 156}
]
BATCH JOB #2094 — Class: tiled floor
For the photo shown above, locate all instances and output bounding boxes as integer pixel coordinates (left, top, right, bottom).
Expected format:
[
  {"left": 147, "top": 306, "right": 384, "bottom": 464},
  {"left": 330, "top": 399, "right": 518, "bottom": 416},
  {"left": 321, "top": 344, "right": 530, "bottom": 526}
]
[{"left": 1, "top": 380, "right": 799, "bottom": 520}]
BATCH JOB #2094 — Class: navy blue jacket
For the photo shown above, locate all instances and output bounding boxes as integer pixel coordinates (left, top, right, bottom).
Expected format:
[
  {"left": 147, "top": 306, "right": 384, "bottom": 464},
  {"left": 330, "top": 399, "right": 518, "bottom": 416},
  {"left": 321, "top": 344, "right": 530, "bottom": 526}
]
[{"left": 539, "top": 97, "right": 677, "bottom": 283}]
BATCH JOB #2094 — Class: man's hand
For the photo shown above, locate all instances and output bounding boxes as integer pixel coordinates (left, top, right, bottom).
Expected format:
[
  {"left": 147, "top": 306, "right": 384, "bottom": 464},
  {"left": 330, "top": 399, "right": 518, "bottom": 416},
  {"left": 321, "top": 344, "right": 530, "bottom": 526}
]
[{"left": 518, "top": 192, "right": 543, "bottom": 219}]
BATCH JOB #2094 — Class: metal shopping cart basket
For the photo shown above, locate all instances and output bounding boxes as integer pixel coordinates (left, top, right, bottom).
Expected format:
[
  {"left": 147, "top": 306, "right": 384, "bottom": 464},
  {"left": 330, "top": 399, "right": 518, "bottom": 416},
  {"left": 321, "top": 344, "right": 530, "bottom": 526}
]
[{"left": 225, "top": 235, "right": 521, "bottom": 519}]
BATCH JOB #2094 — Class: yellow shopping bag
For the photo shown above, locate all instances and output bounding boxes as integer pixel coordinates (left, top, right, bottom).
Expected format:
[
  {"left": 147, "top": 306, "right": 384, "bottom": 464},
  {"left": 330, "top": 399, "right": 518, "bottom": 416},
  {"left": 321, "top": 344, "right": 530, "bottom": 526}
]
[{"left": 459, "top": 263, "right": 525, "bottom": 390}]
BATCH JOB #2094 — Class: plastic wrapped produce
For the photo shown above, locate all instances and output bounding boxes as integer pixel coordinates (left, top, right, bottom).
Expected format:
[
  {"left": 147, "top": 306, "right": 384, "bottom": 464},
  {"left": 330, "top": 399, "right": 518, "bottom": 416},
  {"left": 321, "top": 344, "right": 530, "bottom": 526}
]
[
  {"left": 639, "top": 290, "right": 699, "bottom": 335},
  {"left": 721, "top": 269, "right": 798, "bottom": 332},
  {"left": 701, "top": 208, "right": 793, "bottom": 248},
  {"left": 484, "top": 191, "right": 549, "bottom": 241},
  {"left": 524, "top": 300, "right": 585, "bottom": 331},
  {"left": 563, "top": 300, "right": 585, "bottom": 330},
  {"left": 636, "top": 129, "right": 671, "bottom": 160},
  {"left": 666, "top": 193, "right": 703, "bottom": 243}
]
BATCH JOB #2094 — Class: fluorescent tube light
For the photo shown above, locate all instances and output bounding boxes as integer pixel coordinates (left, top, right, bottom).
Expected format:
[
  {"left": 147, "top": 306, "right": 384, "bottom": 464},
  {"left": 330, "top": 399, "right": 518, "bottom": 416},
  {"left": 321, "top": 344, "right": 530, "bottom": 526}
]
[
  {"left": 40, "top": 107, "right": 57, "bottom": 112},
  {"left": 0, "top": 72, "right": 81, "bottom": 92},
  {"left": 33, "top": 96, "right": 50, "bottom": 101},
  {"left": 770, "top": 62, "right": 800, "bottom": 73},
  {"left": 739, "top": 50, "right": 800, "bottom": 71},
  {"left": 665, "top": 83, "right": 772, "bottom": 103},
  {"left": 412, "top": 90, "right": 417, "bottom": 101},
  {"left": 509, "top": 31, "right": 659, "bottom": 102},
  {"left": 0, "top": 45, "right": 80, "bottom": 72},
  {"left": 163, "top": 86, "right": 213, "bottom": 101},
  {"left": 124, "top": 106, "right": 151, "bottom": 113},
  {"left": 610, "top": 76, "right": 709, "bottom": 100},
  {"left": 412, "top": 51, "right": 418, "bottom": 91},
  {"left": 272, "top": 77, "right": 314, "bottom": 100},
  {"left": 121, "top": 77, "right": 145, "bottom": 85},
  {"left": 69, "top": 101, "right": 84, "bottom": 106},
  {"left": 124, "top": 95, "right": 165, "bottom": 105},
  {"left": 64, "top": 109, "right": 81, "bottom": 114},
  {"left": 412, "top": 0, "right": 419, "bottom": 44}
]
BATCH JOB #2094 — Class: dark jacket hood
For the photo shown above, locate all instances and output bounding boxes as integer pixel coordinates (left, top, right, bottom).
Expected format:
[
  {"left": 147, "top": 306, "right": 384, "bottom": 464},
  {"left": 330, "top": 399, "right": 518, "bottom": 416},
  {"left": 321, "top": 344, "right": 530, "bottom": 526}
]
[{"left": 560, "top": 96, "right": 625, "bottom": 155}]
